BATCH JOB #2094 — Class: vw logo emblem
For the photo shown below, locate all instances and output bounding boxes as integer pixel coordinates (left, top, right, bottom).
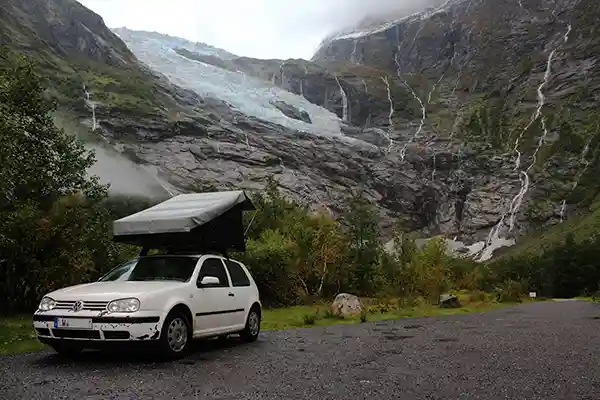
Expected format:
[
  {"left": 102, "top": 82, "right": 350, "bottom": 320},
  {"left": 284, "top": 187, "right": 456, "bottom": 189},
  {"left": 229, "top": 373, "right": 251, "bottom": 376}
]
[{"left": 72, "top": 300, "right": 84, "bottom": 312}]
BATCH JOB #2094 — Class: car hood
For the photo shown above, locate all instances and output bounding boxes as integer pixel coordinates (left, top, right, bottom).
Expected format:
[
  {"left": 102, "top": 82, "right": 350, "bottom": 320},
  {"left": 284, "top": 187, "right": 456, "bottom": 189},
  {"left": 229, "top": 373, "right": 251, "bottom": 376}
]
[{"left": 47, "top": 281, "right": 187, "bottom": 301}]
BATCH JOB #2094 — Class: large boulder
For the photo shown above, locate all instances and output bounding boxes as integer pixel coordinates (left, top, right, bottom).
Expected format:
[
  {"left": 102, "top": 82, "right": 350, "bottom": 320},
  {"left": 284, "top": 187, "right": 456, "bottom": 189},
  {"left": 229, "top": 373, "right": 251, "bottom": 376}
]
[
  {"left": 331, "top": 293, "right": 363, "bottom": 317},
  {"left": 439, "top": 293, "right": 461, "bottom": 308}
]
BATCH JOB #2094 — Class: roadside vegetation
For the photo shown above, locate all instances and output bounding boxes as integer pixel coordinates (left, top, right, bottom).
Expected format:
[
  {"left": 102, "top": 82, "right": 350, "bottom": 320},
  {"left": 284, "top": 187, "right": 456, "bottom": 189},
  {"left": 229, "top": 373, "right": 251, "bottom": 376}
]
[
  {"left": 0, "top": 294, "right": 519, "bottom": 355},
  {"left": 1, "top": 52, "right": 599, "bottom": 354}
]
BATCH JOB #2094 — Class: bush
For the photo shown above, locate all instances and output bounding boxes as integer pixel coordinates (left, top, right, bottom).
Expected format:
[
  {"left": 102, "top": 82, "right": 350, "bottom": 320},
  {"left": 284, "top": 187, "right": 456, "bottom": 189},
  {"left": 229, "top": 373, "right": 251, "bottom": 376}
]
[
  {"left": 468, "top": 290, "right": 488, "bottom": 303},
  {"left": 488, "top": 233, "right": 600, "bottom": 299},
  {"left": 303, "top": 313, "right": 318, "bottom": 325},
  {"left": 359, "top": 308, "right": 368, "bottom": 323},
  {"left": 495, "top": 280, "right": 527, "bottom": 303}
]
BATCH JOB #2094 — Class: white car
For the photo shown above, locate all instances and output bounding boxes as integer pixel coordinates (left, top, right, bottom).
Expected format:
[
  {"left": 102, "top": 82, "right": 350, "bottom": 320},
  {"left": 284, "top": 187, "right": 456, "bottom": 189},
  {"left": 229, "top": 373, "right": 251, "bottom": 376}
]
[{"left": 33, "top": 254, "right": 262, "bottom": 359}]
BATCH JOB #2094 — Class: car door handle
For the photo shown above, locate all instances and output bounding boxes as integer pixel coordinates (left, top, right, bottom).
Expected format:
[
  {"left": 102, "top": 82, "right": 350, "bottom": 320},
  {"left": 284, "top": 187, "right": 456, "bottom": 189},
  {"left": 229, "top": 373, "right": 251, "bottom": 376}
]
[{"left": 228, "top": 292, "right": 235, "bottom": 297}]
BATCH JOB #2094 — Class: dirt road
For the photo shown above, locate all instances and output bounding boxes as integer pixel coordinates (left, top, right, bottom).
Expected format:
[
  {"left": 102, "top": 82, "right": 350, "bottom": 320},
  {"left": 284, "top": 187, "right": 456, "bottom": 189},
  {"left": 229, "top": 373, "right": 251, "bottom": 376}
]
[{"left": 1, "top": 300, "right": 599, "bottom": 399}]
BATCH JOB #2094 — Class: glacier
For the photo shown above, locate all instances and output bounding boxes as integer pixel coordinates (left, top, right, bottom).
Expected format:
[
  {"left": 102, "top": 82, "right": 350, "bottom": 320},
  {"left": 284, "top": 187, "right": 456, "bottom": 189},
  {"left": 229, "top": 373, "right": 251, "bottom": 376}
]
[{"left": 113, "top": 28, "right": 344, "bottom": 138}]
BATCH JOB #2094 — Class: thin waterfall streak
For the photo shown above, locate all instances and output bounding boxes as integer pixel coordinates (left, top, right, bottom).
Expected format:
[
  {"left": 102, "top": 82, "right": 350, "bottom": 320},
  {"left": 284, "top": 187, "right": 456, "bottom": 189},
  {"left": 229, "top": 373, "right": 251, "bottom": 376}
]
[
  {"left": 83, "top": 84, "right": 97, "bottom": 131},
  {"left": 393, "top": 49, "right": 426, "bottom": 161},
  {"left": 452, "top": 27, "right": 474, "bottom": 95},
  {"left": 512, "top": 49, "right": 556, "bottom": 170},
  {"left": 559, "top": 200, "right": 567, "bottom": 223},
  {"left": 380, "top": 76, "right": 395, "bottom": 153},
  {"left": 350, "top": 39, "right": 358, "bottom": 64},
  {"left": 334, "top": 74, "right": 349, "bottom": 122},
  {"left": 279, "top": 62, "right": 286, "bottom": 90},
  {"left": 507, "top": 50, "right": 556, "bottom": 232},
  {"left": 479, "top": 23, "right": 565, "bottom": 259},
  {"left": 571, "top": 136, "right": 596, "bottom": 191}
]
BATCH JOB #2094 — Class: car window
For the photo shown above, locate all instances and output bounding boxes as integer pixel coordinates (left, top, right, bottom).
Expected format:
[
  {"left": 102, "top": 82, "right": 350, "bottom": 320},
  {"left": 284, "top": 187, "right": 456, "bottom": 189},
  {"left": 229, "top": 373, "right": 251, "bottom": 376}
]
[
  {"left": 99, "top": 256, "right": 199, "bottom": 282},
  {"left": 99, "top": 259, "right": 137, "bottom": 281},
  {"left": 224, "top": 260, "right": 251, "bottom": 287},
  {"left": 197, "top": 258, "right": 230, "bottom": 288}
]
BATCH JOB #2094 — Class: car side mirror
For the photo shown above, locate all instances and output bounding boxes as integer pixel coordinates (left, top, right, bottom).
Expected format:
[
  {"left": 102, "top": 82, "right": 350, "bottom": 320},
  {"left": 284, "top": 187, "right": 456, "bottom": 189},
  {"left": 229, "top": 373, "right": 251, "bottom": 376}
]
[{"left": 199, "top": 276, "right": 220, "bottom": 287}]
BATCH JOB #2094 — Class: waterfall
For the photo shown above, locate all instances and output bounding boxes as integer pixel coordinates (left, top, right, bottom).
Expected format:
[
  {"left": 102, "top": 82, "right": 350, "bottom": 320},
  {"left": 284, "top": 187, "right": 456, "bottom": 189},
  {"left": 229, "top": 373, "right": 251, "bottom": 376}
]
[
  {"left": 82, "top": 84, "right": 97, "bottom": 131},
  {"left": 333, "top": 74, "right": 349, "bottom": 122}
]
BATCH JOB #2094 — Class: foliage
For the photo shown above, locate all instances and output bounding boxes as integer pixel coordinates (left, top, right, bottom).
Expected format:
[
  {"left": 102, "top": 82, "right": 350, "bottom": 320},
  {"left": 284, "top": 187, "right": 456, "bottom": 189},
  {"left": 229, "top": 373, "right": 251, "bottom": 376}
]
[
  {"left": 489, "top": 233, "right": 600, "bottom": 299},
  {"left": 0, "top": 51, "right": 149, "bottom": 313},
  {"left": 494, "top": 279, "right": 527, "bottom": 303},
  {"left": 461, "top": 96, "right": 511, "bottom": 150}
]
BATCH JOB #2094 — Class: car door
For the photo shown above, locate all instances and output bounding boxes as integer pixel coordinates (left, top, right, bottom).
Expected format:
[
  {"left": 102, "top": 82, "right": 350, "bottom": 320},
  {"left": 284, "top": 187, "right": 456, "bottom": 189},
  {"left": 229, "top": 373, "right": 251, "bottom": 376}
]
[
  {"left": 193, "top": 256, "right": 237, "bottom": 335},
  {"left": 223, "top": 259, "right": 253, "bottom": 328}
]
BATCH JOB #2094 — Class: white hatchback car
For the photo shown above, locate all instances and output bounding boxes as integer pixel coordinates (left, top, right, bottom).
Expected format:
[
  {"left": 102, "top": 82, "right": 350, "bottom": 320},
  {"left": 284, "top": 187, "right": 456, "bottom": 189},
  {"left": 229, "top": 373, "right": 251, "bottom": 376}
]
[{"left": 33, "top": 254, "right": 262, "bottom": 359}]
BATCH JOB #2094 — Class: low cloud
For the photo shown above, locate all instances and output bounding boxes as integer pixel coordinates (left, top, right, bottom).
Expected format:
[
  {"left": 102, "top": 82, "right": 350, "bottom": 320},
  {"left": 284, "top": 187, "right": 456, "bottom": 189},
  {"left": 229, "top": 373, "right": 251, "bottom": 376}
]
[{"left": 80, "top": 0, "right": 443, "bottom": 59}]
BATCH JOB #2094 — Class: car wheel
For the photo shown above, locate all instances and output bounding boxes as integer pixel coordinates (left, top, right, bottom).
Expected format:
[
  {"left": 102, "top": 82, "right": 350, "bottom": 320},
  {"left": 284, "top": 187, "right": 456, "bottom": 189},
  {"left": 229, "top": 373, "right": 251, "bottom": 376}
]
[
  {"left": 158, "top": 311, "right": 191, "bottom": 360},
  {"left": 240, "top": 306, "right": 261, "bottom": 342},
  {"left": 51, "top": 342, "right": 82, "bottom": 358}
]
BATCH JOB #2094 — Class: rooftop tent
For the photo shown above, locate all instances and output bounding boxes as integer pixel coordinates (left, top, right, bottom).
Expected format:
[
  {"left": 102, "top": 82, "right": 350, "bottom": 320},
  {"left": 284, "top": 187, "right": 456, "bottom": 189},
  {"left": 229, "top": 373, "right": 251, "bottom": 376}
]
[{"left": 112, "top": 190, "right": 256, "bottom": 253}]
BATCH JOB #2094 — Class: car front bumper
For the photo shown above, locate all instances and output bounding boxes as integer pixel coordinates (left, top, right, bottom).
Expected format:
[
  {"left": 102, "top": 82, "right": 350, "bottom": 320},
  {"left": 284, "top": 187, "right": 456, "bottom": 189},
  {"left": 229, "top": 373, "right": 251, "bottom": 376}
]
[{"left": 33, "top": 311, "right": 165, "bottom": 343}]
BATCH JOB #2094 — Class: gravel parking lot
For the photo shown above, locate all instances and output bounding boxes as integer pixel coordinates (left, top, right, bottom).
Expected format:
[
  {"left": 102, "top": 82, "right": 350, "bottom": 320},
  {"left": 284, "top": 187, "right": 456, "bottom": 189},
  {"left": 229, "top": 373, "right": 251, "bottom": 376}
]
[{"left": 1, "top": 300, "right": 599, "bottom": 399}]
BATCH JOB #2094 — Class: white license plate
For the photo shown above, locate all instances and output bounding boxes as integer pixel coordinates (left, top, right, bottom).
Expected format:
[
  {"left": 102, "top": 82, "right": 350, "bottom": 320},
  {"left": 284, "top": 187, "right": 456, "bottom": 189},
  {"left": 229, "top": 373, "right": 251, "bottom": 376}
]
[{"left": 53, "top": 318, "right": 93, "bottom": 329}]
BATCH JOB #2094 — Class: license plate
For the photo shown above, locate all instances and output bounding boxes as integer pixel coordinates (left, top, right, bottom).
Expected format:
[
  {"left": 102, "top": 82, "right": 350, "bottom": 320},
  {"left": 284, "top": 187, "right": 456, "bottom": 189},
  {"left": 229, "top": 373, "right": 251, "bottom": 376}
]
[{"left": 53, "top": 317, "right": 93, "bottom": 329}]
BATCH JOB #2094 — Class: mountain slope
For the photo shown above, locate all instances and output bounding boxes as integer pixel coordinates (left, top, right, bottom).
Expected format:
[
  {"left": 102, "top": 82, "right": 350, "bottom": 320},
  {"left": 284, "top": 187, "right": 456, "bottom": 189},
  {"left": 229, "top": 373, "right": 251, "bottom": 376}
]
[
  {"left": 3, "top": 0, "right": 600, "bottom": 260},
  {"left": 307, "top": 0, "right": 600, "bottom": 257},
  {"left": 0, "top": 0, "right": 431, "bottom": 238}
]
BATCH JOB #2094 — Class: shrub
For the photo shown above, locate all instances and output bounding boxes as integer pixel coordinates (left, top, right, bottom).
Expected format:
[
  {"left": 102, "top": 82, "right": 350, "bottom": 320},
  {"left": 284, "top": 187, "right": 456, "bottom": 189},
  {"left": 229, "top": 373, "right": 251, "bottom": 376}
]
[
  {"left": 359, "top": 308, "right": 368, "bottom": 323},
  {"left": 495, "top": 280, "right": 527, "bottom": 303},
  {"left": 303, "top": 313, "right": 318, "bottom": 325},
  {"left": 469, "top": 290, "right": 488, "bottom": 303}
]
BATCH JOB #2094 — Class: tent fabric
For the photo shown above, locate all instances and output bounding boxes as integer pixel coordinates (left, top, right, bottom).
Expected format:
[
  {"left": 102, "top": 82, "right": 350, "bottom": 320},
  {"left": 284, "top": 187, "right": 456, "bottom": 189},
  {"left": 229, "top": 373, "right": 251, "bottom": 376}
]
[{"left": 112, "top": 190, "right": 255, "bottom": 237}]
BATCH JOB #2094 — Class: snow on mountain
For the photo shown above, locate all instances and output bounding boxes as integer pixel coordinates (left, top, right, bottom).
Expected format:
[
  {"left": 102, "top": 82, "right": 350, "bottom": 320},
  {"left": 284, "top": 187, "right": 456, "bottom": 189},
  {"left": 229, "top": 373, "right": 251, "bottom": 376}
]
[
  {"left": 318, "top": 0, "right": 455, "bottom": 43},
  {"left": 112, "top": 28, "right": 344, "bottom": 138}
]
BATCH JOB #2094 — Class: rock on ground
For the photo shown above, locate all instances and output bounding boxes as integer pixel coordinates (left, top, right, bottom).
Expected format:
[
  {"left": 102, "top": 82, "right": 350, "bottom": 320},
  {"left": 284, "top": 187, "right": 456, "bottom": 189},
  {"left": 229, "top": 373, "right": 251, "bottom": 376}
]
[
  {"left": 439, "top": 293, "right": 462, "bottom": 308},
  {"left": 331, "top": 293, "right": 363, "bottom": 317}
]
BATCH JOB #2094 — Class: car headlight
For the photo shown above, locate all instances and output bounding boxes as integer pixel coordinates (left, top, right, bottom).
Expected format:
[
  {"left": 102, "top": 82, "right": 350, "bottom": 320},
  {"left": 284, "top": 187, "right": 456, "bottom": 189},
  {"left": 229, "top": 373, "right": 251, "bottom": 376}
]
[
  {"left": 38, "top": 297, "right": 56, "bottom": 311},
  {"left": 107, "top": 298, "right": 140, "bottom": 313}
]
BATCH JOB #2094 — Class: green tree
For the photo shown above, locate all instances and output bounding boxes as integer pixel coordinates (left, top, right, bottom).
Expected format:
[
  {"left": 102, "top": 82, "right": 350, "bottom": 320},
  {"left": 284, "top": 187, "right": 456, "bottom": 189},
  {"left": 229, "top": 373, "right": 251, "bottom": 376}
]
[
  {"left": 343, "top": 192, "right": 382, "bottom": 295},
  {"left": 0, "top": 50, "right": 107, "bottom": 313},
  {"left": 0, "top": 50, "right": 104, "bottom": 210}
]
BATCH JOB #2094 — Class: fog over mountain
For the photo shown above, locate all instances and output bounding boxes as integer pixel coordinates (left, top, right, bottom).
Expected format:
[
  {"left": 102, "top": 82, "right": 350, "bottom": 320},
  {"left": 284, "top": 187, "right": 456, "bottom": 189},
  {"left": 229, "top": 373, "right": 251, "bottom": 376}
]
[{"left": 79, "top": 0, "right": 445, "bottom": 59}]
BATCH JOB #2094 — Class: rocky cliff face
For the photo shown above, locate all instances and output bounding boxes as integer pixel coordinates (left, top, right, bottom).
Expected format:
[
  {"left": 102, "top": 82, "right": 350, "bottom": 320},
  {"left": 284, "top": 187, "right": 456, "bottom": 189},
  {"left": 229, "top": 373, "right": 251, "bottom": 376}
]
[
  {"left": 3, "top": 0, "right": 600, "bottom": 259},
  {"left": 1, "top": 0, "right": 134, "bottom": 65},
  {"left": 318, "top": 0, "right": 600, "bottom": 257},
  {"left": 259, "top": 0, "right": 600, "bottom": 256}
]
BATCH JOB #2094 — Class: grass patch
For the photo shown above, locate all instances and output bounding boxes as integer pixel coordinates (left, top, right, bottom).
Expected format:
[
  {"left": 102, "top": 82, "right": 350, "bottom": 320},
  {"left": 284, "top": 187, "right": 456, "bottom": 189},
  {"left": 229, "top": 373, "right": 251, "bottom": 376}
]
[
  {"left": 576, "top": 296, "right": 600, "bottom": 303},
  {"left": 0, "top": 316, "right": 44, "bottom": 355},
  {"left": 261, "top": 296, "right": 519, "bottom": 331}
]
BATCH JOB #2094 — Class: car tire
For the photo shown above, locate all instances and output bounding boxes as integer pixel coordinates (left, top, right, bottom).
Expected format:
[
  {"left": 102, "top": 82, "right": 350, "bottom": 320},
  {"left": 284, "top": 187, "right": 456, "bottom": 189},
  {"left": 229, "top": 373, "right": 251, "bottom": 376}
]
[
  {"left": 51, "top": 342, "right": 82, "bottom": 358},
  {"left": 157, "top": 310, "right": 191, "bottom": 360},
  {"left": 240, "top": 306, "right": 261, "bottom": 342}
]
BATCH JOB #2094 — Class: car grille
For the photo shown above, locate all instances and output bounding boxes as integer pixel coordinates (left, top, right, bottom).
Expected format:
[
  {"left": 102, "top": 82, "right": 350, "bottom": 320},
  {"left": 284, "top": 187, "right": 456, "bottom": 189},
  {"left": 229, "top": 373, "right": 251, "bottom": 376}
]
[
  {"left": 55, "top": 300, "right": 109, "bottom": 311},
  {"left": 52, "top": 329, "right": 101, "bottom": 339}
]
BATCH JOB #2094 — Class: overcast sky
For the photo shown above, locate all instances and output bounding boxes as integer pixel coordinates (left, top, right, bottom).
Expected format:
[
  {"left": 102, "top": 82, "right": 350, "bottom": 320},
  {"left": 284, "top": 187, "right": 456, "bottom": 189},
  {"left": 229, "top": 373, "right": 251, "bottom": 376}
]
[{"left": 79, "top": 0, "right": 439, "bottom": 60}]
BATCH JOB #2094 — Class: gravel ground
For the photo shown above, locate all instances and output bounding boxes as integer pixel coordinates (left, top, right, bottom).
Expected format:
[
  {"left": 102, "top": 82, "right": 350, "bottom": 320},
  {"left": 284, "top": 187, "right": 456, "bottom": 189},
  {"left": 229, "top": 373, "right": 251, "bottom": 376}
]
[{"left": 1, "top": 300, "right": 599, "bottom": 399}]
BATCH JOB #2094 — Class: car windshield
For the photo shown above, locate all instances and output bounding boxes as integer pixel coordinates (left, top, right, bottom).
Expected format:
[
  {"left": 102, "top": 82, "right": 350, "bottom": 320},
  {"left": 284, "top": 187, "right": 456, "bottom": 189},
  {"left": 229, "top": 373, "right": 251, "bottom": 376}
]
[{"left": 99, "top": 256, "right": 199, "bottom": 282}]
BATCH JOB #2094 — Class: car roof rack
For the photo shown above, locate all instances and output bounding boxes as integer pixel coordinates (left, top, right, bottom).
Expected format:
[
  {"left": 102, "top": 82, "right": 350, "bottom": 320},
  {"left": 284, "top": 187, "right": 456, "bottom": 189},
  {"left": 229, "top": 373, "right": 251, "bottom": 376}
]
[{"left": 113, "top": 190, "right": 256, "bottom": 255}]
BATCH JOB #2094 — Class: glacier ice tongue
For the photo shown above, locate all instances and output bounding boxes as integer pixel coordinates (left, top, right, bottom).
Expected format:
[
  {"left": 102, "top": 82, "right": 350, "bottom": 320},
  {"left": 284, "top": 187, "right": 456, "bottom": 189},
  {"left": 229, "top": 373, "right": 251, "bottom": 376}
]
[{"left": 114, "top": 30, "right": 343, "bottom": 138}]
